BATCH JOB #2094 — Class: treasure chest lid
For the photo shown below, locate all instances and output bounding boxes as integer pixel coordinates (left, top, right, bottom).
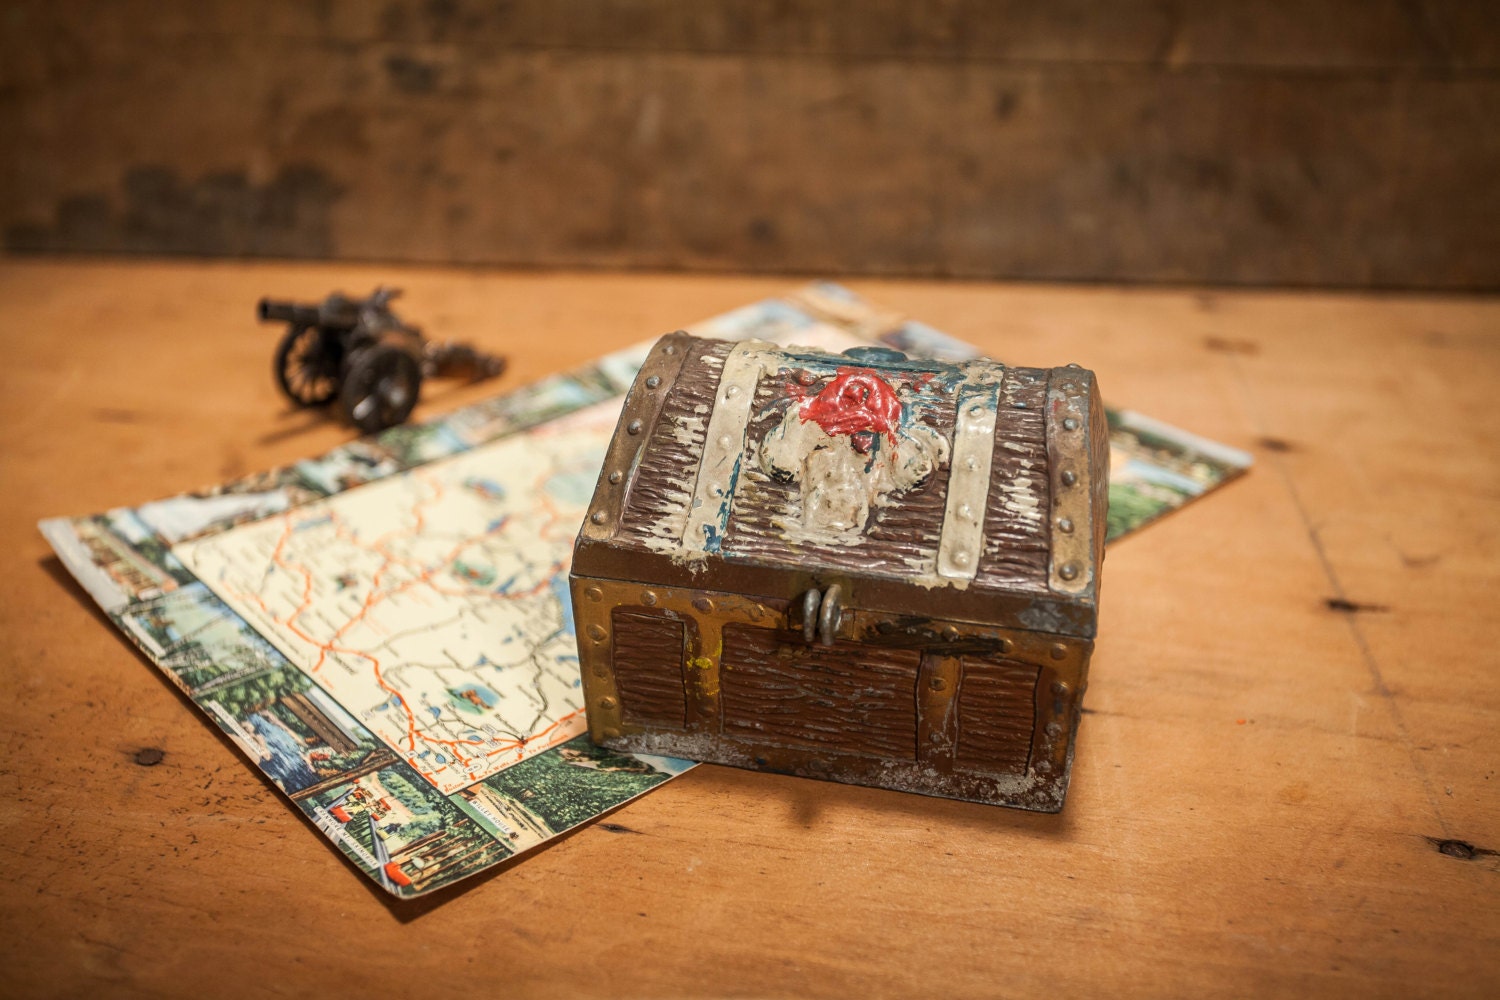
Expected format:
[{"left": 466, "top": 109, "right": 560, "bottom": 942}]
[{"left": 573, "top": 333, "right": 1108, "bottom": 639}]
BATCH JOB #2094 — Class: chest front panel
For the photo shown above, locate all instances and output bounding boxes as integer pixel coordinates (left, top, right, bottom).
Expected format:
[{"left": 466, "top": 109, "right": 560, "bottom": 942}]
[
  {"left": 719, "top": 624, "right": 923, "bottom": 761},
  {"left": 575, "top": 577, "right": 1088, "bottom": 811}
]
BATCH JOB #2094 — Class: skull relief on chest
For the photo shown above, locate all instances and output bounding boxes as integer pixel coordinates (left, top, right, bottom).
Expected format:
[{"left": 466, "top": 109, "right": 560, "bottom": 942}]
[{"left": 757, "top": 367, "right": 949, "bottom": 540}]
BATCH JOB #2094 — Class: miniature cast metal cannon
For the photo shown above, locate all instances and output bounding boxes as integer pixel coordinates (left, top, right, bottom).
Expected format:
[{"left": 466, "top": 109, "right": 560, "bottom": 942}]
[{"left": 259, "top": 287, "right": 505, "bottom": 433}]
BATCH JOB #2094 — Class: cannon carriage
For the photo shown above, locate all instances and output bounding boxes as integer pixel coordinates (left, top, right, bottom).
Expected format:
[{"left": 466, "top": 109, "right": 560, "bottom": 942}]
[{"left": 259, "top": 288, "right": 504, "bottom": 433}]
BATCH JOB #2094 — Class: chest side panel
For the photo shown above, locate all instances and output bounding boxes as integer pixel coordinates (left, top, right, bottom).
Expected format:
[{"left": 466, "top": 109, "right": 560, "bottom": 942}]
[
  {"left": 974, "top": 367, "right": 1052, "bottom": 593},
  {"left": 720, "top": 365, "right": 958, "bottom": 578},
  {"left": 953, "top": 655, "right": 1041, "bottom": 775},
  {"left": 610, "top": 609, "right": 689, "bottom": 731},
  {"left": 614, "top": 337, "right": 735, "bottom": 551},
  {"left": 719, "top": 623, "right": 921, "bottom": 760}
]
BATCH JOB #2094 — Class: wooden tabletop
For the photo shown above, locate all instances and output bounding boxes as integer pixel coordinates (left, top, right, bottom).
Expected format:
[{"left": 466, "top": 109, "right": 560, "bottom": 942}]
[{"left": 1, "top": 258, "right": 1495, "bottom": 998}]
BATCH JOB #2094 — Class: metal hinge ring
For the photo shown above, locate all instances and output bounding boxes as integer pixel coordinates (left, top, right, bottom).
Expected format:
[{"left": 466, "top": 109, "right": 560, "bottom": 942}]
[{"left": 799, "top": 584, "right": 844, "bottom": 646}]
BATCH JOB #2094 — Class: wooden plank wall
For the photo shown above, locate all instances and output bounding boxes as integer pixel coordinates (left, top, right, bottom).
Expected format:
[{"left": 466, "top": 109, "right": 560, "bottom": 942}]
[{"left": 2, "top": 1, "right": 1497, "bottom": 288}]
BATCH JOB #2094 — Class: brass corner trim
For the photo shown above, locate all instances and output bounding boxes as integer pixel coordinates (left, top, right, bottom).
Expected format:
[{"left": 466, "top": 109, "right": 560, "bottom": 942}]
[
  {"left": 579, "top": 333, "right": 694, "bottom": 543},
  {"left": 1045, "top": 367, "right": 1099, "bottom": 597}
]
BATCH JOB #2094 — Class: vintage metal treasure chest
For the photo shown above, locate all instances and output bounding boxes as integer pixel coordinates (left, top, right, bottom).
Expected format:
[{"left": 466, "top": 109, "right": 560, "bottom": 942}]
[{"left": 570, "top": 333, "right": 1108, "bottom": 811}]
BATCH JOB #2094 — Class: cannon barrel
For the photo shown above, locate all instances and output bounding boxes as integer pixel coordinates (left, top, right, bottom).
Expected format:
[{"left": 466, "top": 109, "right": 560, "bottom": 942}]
[{"left": 258, "top": 299, "right": 324, "bottom": 327}]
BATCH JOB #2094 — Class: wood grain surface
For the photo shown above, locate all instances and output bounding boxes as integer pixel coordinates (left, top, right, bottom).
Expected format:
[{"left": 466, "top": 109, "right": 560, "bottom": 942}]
[
  {"left": 953, "top": 655, "right": 1041, "bottom": 774},
  {"left": 3, "top": 2, "right": 1498, "bottom": 288},
  {"left": 0, "top": 259, "right": 1496, "bottom": 998},
  {"left": 612, "top": 610, "right": 691, "bottom": 731},
  {"left": 718, "top": 627, "right": 922, "bottom": 761}
]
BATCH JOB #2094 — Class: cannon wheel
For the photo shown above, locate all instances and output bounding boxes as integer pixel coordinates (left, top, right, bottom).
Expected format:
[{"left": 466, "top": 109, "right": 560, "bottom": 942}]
[
  {"left": 274, "top": 325, "right": 341, "bottom": 407},
  {"left": 340, "top": 344, "right": 422, "bottom": 433}
]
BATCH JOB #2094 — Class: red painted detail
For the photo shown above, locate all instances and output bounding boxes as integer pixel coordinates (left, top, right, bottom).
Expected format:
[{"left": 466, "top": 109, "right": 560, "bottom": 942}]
[
  {"left": 797, "top": 368, "right": 902, "bottom": 440},
  {"left": 383, "top": 862, "right": 414, "bottom": 887},
  {"left": 330, "top": 805, "right": 352, "bottom": 823}
]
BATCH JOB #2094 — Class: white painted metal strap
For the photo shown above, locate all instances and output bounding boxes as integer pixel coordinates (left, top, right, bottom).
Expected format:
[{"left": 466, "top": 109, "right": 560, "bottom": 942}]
[
  {"left": 680, "top": 340, "right": 768, "bottom": 554},
  {"left": 936, "top": 362, "right": 1006, "bottom": 582}
]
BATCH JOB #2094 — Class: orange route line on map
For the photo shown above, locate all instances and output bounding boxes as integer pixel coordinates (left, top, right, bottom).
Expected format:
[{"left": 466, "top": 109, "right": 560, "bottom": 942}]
[
  {"left": 339, "top": 472, "right": 446, "bottom": 636},
  {"left": 240, "top": 511, "right": 423, "bottom": 748},
  {"left": 414, "top": 707, "right": 585, "bottom": 775},
  {"left": 372, "top": 468, "right": 444, "bottom": 551},
  {"left": 321, "top": 471, "right": 468, "bottom": 646},
  {"left": 210, "top": 558, "right": 423, "bottom": 751},
  {"left": 422, "top": 708, "right": 584, "bottom": 755},
  {"left": 425, "top": 559, "right": 563, "bottom": 602},
  {"left": 259, "top": 473, "right": 531, "bottom": 758},
  {"left": 269, "top": 514, "right": 318, "bottom": 637},
  {"left": 382, "top": 469, "right": 586, "bottom": 771},
  {"left": 220, "top": 516, "right": 332, "bottom": 660},
  {"left": 534, "top": 473, "right": 584, "bottom": 547},
  {"left": 226, "top": 460, "right": 594, "bottom": 785},
  {"left": 330, "top": 517, "right": 520, "bottom": 646}
]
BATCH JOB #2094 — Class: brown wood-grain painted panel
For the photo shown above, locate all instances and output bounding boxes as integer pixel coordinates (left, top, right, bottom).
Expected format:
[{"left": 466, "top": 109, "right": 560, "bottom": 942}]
[
  {"left": 615, "top": 338, "right": 731, "bottom": 548},
  {"left": 975, "top": 367, "right": 1052, "bottom": 592},
  {"left": 953, "top": 655, "right": 1039, "bottom": 775},
  {"left": 720, "top": 624, "right": 921, "bottom": 760},
  {"left": 610, "top": 609, "right": 688, "bottom": 730}
]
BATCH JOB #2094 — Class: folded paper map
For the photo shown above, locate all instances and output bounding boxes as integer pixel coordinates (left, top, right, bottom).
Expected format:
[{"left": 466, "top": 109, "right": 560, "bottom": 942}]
[{"left": 42, "top": 284, "right": 1250, "bottom": 897}]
